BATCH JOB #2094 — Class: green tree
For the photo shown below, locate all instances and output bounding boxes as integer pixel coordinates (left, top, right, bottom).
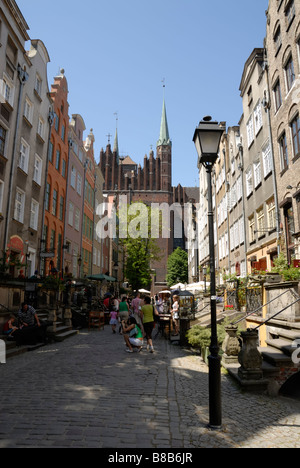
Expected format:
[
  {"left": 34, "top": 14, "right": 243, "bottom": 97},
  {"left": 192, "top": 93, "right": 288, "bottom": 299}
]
[
  {"left": 166, "top": 247, "right": 188, "bottom": 287},
  {"left": 119, "top": 203, "right": 161, "bottom": 291}
]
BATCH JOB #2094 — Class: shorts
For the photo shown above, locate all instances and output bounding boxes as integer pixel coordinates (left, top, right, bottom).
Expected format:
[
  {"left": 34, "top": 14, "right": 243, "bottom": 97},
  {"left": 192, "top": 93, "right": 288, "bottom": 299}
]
[
  {"left": 129, "top": 337, "right": 143, "bottom": 347},
  {"left": 143, "top": 321, "right": 154, "bottom": 340},
  {"left": 109, "top": 319, "right": 118, "bottom": 325}
]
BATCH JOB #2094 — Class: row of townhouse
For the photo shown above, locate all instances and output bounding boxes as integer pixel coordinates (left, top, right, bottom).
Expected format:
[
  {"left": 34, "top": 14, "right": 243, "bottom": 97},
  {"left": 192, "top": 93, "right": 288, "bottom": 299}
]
[
  {"left": 0, "top": 0, "right": 106, "bottom": 280},
  {"left": 196, "top": 0, "right": 300, "bottom": 283}
]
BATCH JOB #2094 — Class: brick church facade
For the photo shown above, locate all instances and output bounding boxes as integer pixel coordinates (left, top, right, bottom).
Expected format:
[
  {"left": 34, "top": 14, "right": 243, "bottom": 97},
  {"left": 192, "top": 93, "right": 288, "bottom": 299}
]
[{"left": 99, "top": 99, "right": 198, "bottom": 294}]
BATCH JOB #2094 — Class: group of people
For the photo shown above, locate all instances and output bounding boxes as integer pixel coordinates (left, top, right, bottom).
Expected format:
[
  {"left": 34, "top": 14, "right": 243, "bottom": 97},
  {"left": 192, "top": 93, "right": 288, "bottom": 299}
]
[
  {"left": 105, "top": 292, "right": 181, "bottom": 354},
  {"left": 2, "top": 303, "right": 47, "bottom": 346}
]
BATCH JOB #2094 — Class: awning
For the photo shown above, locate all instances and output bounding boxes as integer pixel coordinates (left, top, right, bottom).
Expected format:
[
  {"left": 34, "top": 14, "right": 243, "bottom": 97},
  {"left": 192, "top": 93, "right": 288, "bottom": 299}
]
[{"left": 87, "top": 274, "right": 116, "bottom": 282}]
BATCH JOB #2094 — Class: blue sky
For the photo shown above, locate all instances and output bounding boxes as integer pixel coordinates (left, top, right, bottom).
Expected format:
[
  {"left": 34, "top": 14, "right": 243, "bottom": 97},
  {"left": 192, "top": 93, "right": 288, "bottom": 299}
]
[{"left": 16, "top": 0, "right": 269, "bottom": 188}]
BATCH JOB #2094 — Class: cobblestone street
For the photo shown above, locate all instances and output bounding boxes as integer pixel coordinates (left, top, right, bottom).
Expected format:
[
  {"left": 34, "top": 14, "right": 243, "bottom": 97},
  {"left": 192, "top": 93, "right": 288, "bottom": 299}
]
[{"left": 0, "top": 326, "right": 300, "bottom": 449}]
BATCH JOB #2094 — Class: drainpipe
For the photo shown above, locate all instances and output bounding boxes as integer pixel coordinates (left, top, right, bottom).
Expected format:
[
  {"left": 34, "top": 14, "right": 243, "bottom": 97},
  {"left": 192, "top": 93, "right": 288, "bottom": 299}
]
[
  {"left": 61, "top": 136, "right": 73, "bottom": 278},
  {"left": 238, "top": 143, "right": 248, "bottom": 272},
  {"left": 79, "top": 158, "right": 88, "bottom": 278},
  {"left": 39, "top": 107, "right": 54, "bottom": 275},
  {"left": 223, "top": 147, "right": 231, "bottom": 275},
  {"left": 3, "top": 65, "right": 28, "bottom": 253},
  {"left": 262, "top": 64, "right": 281, "bottom": 257}
]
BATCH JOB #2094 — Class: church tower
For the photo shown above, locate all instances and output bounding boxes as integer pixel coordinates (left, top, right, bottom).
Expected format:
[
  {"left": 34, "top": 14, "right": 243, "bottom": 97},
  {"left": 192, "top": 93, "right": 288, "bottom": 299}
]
[{"left": 157, "top": 98, "right": 172, "bottom": 193}]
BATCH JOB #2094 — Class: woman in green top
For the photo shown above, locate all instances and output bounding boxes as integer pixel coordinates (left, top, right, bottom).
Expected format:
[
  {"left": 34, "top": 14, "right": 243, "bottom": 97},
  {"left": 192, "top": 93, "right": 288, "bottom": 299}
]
[
  {"left": 122, "top": 317, "right": 143, "bottom": 353},
  {"left": 119, "top": 297, "right": 129, "bottom": 322}
]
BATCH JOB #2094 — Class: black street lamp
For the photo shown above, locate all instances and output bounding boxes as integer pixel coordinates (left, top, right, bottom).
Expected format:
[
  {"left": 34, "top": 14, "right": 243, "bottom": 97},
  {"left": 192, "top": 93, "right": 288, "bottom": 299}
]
[{"left": 193, "top": 116, "right": 225, "bottom": 429}]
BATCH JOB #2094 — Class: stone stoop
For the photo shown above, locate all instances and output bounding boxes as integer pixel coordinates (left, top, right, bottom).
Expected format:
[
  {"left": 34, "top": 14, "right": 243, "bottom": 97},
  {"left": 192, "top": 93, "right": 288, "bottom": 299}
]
[
  {"left": 259, "top": 320, "right": 300, "bottom": 394},
  {"left": 0, "top": 308, "right": 79, "bottom": 360}
]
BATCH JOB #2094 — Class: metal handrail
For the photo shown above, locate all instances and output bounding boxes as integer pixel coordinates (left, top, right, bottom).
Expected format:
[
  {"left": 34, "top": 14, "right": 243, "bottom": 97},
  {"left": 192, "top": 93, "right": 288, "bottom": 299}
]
[
  {"left": 253, "top": 296, "right": 300, "bottom": 330},
  {"left": 232, "top": 289, "right": 290, "bottom": 325}
]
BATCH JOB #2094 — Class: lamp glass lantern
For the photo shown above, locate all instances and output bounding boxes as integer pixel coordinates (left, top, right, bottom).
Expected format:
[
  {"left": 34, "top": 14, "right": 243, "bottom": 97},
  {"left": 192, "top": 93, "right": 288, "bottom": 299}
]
[{"left": 193, "top": 117, "right": 224, "bottom": 166}]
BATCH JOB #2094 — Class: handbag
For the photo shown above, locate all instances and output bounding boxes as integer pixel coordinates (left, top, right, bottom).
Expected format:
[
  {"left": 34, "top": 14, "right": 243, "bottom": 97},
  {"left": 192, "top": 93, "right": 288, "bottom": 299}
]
[{"left": 153, "top": 306, "right": 160, "bottom": 322}]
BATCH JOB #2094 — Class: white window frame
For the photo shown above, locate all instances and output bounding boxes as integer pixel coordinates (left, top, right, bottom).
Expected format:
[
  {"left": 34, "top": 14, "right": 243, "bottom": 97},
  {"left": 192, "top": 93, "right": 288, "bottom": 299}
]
[
  {"left": 30, "top": 199, "right": 39, "bottom": 231},
  {"left": 33, "top": 154, "right": 42, "bottom": 185},
  {"left": 254, "top": 100, "right": 263, "bottom": 135},
  {"left": 68, "top": 202, "right": 74, "bottom": 226},
  {"left": 262, "top": 140, "right": 272, "bottom": 177},
  {"left": 246, "top": 116, "right": 254, "bottom": 147},
  {"left": 24, "top": 97, "right": 33, "bottom": 124},
  {"left": 14, "top": 188, "right": 25, "bottom": 223},
  {"left": 1, "top": 73, "right": 15, "bottom": 107},
  {"left": 77, "top": 174, "right": 82, "bottom": 195},
  {"left": 71, "top": 166, "right": 76, "bottom": 188},
  {"left": 37, "top": 117, "right": 45, "bottom": 140},
  {"left": 253, "top": 160, "right": 262, "bottom": 188},
  {"left": 267, "top": 199, "right": 276, "bottom": 230},
  {"left": 19, "top": 138, "right": 30, "bottom": 174},
  {"left": 35, "top": 74, "right": 42, "bottom": 96},
  {"left": 74, "top": 207, "right": 80, "bottom": 231},
  {"left": 246, "top": 168, "right": 253, "bottom": 197}
]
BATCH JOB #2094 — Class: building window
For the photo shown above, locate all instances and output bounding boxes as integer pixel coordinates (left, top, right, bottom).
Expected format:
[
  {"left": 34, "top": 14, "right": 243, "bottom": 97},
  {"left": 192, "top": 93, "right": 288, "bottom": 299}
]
[
  {"left": 45, "top": 183, "right": 50, "bottom": 211},
  {"left": 273, "top": 80, "right": 282, "bottom": 112},
  {"left": 2, "top": 74, "right": 14, "bottom": 107},
  {"left": 285, "top": 0, "right": 295, "bottom": 27},
  {"left": 50, "top": 230, "right": 56, "bottom": 251},
  {"left": 77, "top": 174, "right": 82, "bottom": 195},
  {"left": 19, "top": 138, "right": 29, "bottom": 173},
  {"left": 59, "top": 196, "right": 64, "bottom": 221},
  {"left": 37, "top": 117, "right": 45, "bottom": 140},
  {"left": 14, "top": 188, "right": 25, "bottom": 223},
  {"left": 61, "top": 125, "right": 65, "bottom": 142},
  {"left": 62, "top": 159, "right": 66, "bottom": 178},
  {"left": 48, "top": 141, "right": 54, "bottom": 163},
  {"left": 262, "top": 140, "right": 272, "bottom": 177},
  {"left": 285, "top": 56, "right": 295, "bottom": 92},
  {"left": 254, "top": 101, "right": 263, "bottom": 135},
  {"left": 246, "top": 168, "right": 253, "bottom": 197},
  {"left": 68, "top": 202, "right": 74, "bottom": 226},
  {"left": 54, "top": 112, "right": 59, "bottom": 133},
  {"left": 0, "top": 125, "right": 6, "bottom": 157},
  {"left": 71, "top": 166, "right": 76, "bottom": 188},
  {"left": 52, "top": 189, "right": 58, "bottom": 216},
  {"left": 34, "top": 74, "right": 42, "bottom": 96},
  {"left": 30, "top": 199, "right": 39, "bottom": 231},
  {"left": 267, "top": 198, "right": 276, "bottom": 230},
  {"left": 291, "top": 114, "right": 300, "bottom": 159},
  {"left": 279, "top": 132, "right": 289, "bottom": 171},
  {"left": 256, "top": 207, "right": 265, "bottom": 236},
  {"left": 246, "top": 116, "right": 254, "bottom": 147},
  {"left": 55, "top": 149, "right": 61, "bottom": 171},
  {"left": 249, "top": 215, "right": 255, "bottom": 243},
  {"left": 274, "top": 26, "right": 282, "bottom": 54},
  {"left": 33, "top": 154, "right": 42, "bottom": 185},
  {"left": 253, "top": 160, "right": 262, "bottom": 188},
  {"left": 24, "top": 97, "right": 33, "bottom": 124},
  {"left": 74, "top": 208, "right": 80, "bottom": 231}
]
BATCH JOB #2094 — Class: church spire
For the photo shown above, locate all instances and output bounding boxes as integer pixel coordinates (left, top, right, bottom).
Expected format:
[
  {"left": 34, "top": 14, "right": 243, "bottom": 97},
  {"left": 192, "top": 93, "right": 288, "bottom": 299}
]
[
  {"left": 157, "top": 98, "right": 171, "bottom": 147},
  {"left": 113, "top": 117, "right": 119, "bottom": 164}
]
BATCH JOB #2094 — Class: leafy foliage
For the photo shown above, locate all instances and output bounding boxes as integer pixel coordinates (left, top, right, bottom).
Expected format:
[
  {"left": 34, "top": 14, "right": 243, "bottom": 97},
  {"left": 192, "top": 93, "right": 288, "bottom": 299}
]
[{"left": 166, "top": 247, "right": 188, "bottom": 287}]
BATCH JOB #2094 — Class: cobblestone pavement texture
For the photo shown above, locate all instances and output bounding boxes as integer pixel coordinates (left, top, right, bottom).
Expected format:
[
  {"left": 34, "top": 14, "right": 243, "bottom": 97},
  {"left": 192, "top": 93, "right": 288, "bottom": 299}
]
[{"left": 0, "top": 326, "right": 300, "bottom": 448}]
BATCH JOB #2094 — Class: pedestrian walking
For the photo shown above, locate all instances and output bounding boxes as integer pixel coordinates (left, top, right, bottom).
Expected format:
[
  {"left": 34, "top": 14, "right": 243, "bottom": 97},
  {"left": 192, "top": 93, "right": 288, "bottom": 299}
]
[
  {"left": 171, "top": 295, "right": 180, "bottom": 336},
  {"left": 109, "top": 309, "right": 119, "bottom": 334},
  {"left": 131, "top": 292, "right": 143, "bottom": 328},
  {"left": 140, "top": 296, "right": 158, "bottom": 353}
]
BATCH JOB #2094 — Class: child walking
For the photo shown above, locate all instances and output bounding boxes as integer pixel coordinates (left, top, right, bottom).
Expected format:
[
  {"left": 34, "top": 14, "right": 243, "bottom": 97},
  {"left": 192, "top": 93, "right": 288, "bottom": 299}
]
[{"left": 109, "top": 309, "right": 118, "bottom": 334}]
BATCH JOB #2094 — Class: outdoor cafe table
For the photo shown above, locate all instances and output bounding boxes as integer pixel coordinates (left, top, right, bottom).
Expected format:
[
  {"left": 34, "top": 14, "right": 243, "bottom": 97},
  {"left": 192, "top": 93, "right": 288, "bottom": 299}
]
[{"left": 158, "top": 314, "right": 172, "bottom": 340}]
